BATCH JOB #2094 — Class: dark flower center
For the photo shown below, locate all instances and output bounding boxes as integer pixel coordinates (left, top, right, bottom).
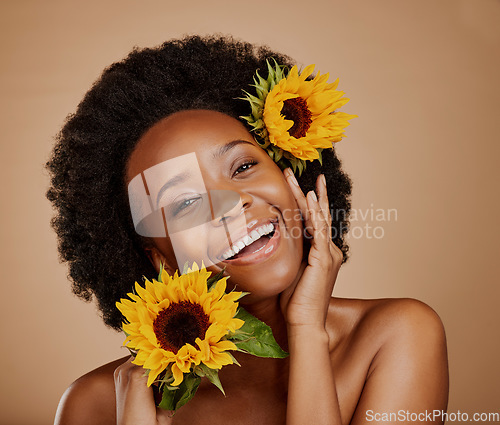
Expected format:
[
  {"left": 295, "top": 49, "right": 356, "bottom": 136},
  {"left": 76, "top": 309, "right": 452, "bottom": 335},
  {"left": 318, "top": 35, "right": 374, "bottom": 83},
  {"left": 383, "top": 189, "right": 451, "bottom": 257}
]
[
  {"left": 281, "top": 97, "right": 312, "bottom": 138},
  {"left": 153, "top": 301, "right": 210, "bottom": 354}
]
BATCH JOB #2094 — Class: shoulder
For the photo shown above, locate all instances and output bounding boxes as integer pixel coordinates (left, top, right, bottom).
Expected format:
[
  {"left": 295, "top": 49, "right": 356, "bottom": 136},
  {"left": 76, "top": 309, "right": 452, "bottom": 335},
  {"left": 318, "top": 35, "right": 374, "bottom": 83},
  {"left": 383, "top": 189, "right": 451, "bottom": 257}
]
[
  {"left": 361, "top": 297, "right": 449, "bottom": 376},
  {"left": 54, "top": 356, "right": 128, "bottom": 425},
  {"left": 328, "top": 298, "right": 449, "bottom": 418},
  {"left": 328, "top": 297, "right": 447, "bottom": 350},
  {"left": 360, "top": 297, "right": 446, "bottom": 341},
  {"left": 361, "top": 298, "right": 447, "bottom": 363}
]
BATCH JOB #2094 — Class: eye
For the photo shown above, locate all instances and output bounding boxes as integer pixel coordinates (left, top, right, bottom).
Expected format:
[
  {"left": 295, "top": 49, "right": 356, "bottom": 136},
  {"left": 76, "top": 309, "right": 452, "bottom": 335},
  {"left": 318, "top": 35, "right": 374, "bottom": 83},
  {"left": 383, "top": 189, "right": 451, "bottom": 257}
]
[
  {"left": 233, "top": 160, "right": 257, "bottom": 176},
  {"left": 172, "top": 197, "right": 201, "bottom": 216}
]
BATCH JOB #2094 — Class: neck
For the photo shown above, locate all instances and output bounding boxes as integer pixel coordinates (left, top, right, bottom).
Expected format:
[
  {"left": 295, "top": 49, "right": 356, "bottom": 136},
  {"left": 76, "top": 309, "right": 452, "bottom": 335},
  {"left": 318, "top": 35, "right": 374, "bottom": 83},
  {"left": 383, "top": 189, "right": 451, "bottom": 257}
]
[
  {"left": 219, "top": 261, "right": 308, "bottom": 389},
  {"left": 237, "top": 259, "right": 308, "bottom": 354},
  {"left": 242, "top": 295, "right": 289, "bottom": 352},
  {"left": 224, "top": 297, "right": 290, "bottom": 389}
]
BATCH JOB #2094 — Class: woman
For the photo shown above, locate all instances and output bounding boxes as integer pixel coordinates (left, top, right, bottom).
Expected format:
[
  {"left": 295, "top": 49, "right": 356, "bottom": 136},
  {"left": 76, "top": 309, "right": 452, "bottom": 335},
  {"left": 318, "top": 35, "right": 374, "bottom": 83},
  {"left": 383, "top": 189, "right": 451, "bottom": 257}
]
[{"left": 47, "top": 35, "right": 448, "bottom": 424}]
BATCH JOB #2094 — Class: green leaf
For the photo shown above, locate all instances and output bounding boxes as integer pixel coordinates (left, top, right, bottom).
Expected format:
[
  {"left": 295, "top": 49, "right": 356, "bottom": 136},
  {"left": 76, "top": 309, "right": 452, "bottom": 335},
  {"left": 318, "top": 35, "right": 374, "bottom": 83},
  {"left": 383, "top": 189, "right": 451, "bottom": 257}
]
[
  {"left": 124, "top": 346, "right": 137, "bottom": 358},
  {"left": 296, "top": 160, "right": 304, "bottom": 177},
  {"left": 195, "top": 364, "right": 225, "bottom": 395},
  {"left": 158, "top": 373, "right": 201, "bottom": 411},
  {"left": 231, "top": 308, "right": 288, "bottom": 358},
  {"left": 157, "top": 262, "right": 165, "bottom": 282},
  {"left": 237, "top": 291, "right": 250, "bottom": 300},
  {"left": 252, "top": 119, "right": 265, "bottom": 130},
  {"left": 158, "top": 382, "right": 176, "bottom": 411},
  {"left": 226, "top": 351, "right": 241, "bottom": 367},
  {"left": 317, "top": 148, "right": 323, "bottom": 166},
  {"left": 206, "top": 268, "right": 226, "bottom": 290}
]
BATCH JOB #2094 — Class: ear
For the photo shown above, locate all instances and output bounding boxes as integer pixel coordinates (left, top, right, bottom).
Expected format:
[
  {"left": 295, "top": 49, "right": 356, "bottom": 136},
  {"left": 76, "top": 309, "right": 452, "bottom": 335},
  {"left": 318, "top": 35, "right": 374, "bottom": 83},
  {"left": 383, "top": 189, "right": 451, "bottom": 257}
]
[{"left": 144, "top": 247, "right": 175, "bottom": 276}]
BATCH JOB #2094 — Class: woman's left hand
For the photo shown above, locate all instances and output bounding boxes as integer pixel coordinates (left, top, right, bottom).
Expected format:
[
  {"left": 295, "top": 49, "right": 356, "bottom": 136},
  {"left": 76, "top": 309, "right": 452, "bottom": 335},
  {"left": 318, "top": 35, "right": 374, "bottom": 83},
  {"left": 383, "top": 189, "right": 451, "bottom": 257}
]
[{"left": 280, "top": 168, "right": 344, "bottom": 330}]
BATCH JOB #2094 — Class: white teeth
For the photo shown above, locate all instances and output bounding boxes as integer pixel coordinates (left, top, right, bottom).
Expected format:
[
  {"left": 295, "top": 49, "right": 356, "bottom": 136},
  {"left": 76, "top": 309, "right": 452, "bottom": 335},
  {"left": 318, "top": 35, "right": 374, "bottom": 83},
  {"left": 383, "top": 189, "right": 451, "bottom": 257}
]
[
  {"left": 220, "top": 221, "right": 276, "bottom": 260},
  {"left": 250, "top": 229, "right": 260, "bottom": 240}
]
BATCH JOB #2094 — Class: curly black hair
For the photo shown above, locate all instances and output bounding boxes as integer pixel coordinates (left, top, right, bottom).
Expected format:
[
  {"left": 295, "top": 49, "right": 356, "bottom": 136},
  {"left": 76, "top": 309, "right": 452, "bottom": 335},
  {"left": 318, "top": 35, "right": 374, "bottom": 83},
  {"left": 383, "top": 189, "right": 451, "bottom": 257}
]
[{"left": 45, "top": 35, "right": 353, "bottom": 330}]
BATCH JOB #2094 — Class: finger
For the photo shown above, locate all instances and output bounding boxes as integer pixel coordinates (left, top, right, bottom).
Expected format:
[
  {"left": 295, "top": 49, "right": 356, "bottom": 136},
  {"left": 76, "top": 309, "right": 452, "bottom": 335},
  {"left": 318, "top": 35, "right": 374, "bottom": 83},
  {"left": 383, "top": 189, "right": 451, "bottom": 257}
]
[
  {"left": 114, "top": 357, "right": 164, "bottom": 425},
  {"left": 306, "top": 190, "right": 330, "bottom": 256},
  {"left": 315, "top": 174, "right": 345, "bottom": 264},
  {"left": 284, "top": 168, "right": 313, "bottom": 236},
  {"left": 316, "top": 174, "right": 332, "bottom": 241}
]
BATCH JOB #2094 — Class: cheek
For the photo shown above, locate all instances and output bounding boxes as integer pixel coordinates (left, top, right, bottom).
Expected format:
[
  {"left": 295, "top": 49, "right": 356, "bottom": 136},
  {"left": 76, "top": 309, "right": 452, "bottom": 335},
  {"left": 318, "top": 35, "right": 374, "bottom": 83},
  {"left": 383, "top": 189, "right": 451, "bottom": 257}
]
[
  {"left": 151, "top": 237, "right": 178, "bottom": 271},
  {"left": 250, "top": 168, "right": 305, "bottom": 254},
  {"left": 165, "top": 228, "right": 213, "bottom": 268},
  {"left": 151, "top": 231, "right": 214, "bottom": 271},
  {"left": 252, "top": 168, "right": 299, "bottom": 212},
  {"left": 267, "top": 178, "right": 304, "bottom": 245}
]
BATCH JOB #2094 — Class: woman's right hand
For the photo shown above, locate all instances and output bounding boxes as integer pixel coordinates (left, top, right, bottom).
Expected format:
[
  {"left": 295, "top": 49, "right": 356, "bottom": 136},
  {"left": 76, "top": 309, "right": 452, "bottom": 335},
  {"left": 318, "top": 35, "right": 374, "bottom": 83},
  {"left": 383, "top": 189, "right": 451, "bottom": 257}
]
[{"left": 114, "top": 357, "right": 174, "bottom": 425}]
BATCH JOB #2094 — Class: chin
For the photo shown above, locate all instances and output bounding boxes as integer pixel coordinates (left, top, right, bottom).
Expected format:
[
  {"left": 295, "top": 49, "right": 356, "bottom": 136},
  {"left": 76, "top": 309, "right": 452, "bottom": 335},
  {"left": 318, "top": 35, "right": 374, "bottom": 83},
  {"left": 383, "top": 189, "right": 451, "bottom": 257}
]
[{"left": 221, "top": 249, "right": 303, "bottom": 300}]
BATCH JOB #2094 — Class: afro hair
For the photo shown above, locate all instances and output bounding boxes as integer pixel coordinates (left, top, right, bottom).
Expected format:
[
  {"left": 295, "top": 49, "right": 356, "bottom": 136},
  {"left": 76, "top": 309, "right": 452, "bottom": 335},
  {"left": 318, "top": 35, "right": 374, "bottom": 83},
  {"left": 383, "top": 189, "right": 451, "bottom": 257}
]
[{"left": 45, "top": 35, "right": 352, "bottom": 330}]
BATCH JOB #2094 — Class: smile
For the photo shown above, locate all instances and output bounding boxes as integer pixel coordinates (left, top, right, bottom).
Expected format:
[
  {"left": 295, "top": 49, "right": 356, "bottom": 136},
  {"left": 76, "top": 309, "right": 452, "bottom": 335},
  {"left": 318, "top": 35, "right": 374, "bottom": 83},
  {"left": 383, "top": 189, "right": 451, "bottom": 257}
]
[{"left": 218, "top": 219, "right": 280, "bottom": 265}]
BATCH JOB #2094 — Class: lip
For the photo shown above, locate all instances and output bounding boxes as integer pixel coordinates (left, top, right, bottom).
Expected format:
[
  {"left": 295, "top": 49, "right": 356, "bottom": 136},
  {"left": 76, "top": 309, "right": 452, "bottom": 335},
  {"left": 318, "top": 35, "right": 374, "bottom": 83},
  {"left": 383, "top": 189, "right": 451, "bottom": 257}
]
[
  {"left": 213, "top": 216, "right": 276, "bottom": 261},
  {"left": 217, "top": 218, "right": 280, "bottom": 266}
]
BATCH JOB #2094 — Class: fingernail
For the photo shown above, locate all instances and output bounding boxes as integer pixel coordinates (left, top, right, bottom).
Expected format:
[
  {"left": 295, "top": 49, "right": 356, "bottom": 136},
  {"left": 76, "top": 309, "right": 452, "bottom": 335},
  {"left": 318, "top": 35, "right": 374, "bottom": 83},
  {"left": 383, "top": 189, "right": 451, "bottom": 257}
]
[
  {"left": 321, "top": 174, "right": 326, "bottom": 186},
  {"left": 288, "top": 171, "right": 299, "bottom": 187},
  {"left": 308, "top": 191, "right": 317, "bottom": 202}
]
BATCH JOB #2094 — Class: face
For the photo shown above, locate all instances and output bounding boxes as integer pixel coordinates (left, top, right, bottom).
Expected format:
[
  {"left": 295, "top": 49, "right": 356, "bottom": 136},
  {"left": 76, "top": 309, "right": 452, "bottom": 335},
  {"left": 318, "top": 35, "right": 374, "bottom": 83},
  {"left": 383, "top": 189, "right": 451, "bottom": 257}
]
[{"left": 126, "top": 110, "right": 304, "bottom": 302}]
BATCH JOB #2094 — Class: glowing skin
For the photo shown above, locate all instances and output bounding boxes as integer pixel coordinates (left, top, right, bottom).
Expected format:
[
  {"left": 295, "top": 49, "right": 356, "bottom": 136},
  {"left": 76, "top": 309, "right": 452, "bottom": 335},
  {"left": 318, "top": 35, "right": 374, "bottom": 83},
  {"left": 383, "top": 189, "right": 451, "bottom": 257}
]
[
  {"left": 54, "top": 109, "right": 448, "bottom": 425},
  {"left": 126, "top": 109, "right": 305, "bottom": 304}
]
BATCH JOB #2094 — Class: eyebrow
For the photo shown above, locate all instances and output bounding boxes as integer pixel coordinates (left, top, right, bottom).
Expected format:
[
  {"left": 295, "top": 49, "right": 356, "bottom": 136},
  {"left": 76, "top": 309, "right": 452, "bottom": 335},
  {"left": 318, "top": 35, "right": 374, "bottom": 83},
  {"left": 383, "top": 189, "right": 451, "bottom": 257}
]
[
  {"left": 155, "top": 171, "right": 190, "bottom": 207},
  {"left": 213, "top": 139, "right": 255, "bottom": 159}
]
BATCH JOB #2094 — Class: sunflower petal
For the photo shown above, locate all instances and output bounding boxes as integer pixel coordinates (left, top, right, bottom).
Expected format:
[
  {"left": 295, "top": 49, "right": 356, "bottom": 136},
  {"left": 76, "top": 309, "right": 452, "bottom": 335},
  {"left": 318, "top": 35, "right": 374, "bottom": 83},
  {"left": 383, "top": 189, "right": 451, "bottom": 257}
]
[{"left": 171, "top": 363, "right": 184, "bottom": 386}]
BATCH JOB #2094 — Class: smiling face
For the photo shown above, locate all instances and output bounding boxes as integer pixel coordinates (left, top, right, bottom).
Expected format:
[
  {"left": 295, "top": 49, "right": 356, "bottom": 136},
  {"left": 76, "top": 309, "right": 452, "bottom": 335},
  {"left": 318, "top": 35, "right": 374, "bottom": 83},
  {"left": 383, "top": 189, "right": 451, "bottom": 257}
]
[{"left": 126, "top": 109, "right": 304, "bottom": 301}]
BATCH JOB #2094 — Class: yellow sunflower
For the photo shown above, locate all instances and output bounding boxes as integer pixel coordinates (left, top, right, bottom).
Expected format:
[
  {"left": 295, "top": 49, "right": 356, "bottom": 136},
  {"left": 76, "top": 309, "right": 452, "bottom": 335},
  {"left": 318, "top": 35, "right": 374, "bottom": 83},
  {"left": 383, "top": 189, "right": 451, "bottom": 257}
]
[
  {"left": 116, "top": 263, "right": 244, "bottom": 387},
  {"left": 241, "top": 60, "right": 357, "bottom": 175}
]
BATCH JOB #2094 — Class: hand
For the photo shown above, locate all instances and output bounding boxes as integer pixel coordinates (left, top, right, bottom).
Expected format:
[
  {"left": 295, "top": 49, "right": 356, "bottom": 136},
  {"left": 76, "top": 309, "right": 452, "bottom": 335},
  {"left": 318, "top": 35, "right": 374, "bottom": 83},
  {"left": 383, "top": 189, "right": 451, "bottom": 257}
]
[
  {"left": 280, "top": 168, "right": 344, "bottom": 330},
  {"left": 114, "top": 357, "right": 173, "bottom": 425}
]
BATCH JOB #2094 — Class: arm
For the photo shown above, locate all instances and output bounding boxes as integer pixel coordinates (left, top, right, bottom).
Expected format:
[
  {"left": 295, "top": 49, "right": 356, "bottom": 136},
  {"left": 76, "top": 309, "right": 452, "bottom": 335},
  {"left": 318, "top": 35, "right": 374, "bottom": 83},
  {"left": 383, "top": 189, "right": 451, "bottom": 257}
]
[
  {"left": 281, "top": 169, "right": 343, "bottom": 425},
  {"left": 281, "top": 170, "right": 448, "bottom": 425},
  {"left": 287, "top": 325, "right": 342, "bottom": 424}
]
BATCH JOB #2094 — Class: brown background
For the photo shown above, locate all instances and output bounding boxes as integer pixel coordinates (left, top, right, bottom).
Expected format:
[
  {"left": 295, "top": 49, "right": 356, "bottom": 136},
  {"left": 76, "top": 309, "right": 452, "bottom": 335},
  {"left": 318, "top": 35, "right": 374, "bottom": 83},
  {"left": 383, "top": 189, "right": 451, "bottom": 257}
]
[{"left": 1, "top": 0, "right": 499, "bottom": 424}]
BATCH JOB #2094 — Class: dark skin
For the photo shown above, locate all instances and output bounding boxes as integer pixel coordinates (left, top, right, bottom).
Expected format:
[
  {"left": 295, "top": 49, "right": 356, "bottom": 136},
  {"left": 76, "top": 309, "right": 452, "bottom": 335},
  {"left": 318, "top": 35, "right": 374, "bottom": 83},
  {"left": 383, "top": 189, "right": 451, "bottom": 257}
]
[{"left": 54, "top": 110, "right": 449, "bottom": 425}]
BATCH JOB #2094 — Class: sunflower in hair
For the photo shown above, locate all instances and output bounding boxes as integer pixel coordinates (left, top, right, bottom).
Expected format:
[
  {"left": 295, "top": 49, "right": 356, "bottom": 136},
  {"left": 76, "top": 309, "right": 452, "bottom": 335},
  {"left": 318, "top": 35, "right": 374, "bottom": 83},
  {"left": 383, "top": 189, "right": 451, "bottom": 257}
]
[{"left": 241, "top": 60, "right": 356, "bottom": 175}]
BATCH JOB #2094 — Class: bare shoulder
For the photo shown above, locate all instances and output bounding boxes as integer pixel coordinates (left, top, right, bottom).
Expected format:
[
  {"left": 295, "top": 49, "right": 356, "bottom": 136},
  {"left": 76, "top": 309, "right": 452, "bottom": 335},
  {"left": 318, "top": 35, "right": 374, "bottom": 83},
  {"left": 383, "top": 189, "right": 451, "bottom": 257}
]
[
  {"left": 327, "top": 298, "right": 449, "bottom": 423},
  {"left": 54, "top": 356, "right": 128, "bottom": 425},
  {"left": 328, "top": 297, "right": 447, "bottom": 350}
]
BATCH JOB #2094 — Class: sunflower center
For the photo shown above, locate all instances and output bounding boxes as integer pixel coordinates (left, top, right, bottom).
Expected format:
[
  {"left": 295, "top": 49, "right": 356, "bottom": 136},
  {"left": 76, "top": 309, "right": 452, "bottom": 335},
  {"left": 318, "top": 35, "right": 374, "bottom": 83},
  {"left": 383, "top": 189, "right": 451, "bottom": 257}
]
[
  {"left": 281, "top": 97, "right": 312, "bottom": 138},
  {"left": 153, "top": 301, "right": 210, "bottom": 354}
]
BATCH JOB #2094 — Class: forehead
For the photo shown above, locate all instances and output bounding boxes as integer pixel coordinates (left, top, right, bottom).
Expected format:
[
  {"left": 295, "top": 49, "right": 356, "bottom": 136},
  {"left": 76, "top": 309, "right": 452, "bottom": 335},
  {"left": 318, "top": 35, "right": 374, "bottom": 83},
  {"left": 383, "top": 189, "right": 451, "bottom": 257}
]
[{"left": 126, "top": 110, "right": 255, "bottom": 183}]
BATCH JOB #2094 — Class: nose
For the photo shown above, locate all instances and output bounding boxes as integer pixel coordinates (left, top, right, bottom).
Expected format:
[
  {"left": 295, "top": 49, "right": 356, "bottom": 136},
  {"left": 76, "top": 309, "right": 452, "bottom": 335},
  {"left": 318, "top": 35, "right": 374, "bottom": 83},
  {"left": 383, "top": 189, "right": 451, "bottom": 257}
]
[{"left": 209, "top": 189, "right": 252, "bottom": 227}]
